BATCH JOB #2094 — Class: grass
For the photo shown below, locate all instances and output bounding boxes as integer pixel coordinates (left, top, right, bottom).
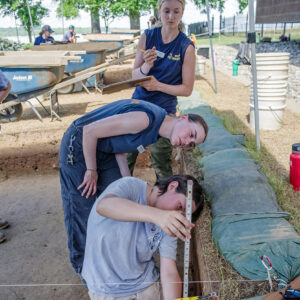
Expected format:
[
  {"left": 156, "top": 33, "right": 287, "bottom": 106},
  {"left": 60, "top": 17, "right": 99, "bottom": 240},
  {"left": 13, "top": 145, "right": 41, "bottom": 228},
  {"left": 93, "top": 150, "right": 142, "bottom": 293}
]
[
  {"left": 196, "top": 28, "right": 300, "bottom": 45},
  {"left": 210, "top": 108, "right": 300, "bottom": 233}
]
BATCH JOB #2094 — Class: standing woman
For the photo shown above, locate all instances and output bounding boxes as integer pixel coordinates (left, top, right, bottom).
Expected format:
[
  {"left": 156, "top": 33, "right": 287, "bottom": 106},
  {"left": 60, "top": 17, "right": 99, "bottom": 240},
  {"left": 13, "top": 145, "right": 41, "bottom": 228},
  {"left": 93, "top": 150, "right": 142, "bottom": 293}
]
[
  {"left": 59, "top": 99, "right": 208, "bottom": 275},
  {"left": 128, "top": 0, "right": 196, "bottom": 179}
]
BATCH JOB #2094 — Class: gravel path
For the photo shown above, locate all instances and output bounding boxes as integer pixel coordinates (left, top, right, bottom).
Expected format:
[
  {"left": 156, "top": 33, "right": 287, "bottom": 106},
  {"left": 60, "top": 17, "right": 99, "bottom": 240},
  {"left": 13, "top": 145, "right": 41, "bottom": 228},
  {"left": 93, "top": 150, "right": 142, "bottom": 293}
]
[{"left": 201, "top": 41, "right": 300, "bottom": 115}]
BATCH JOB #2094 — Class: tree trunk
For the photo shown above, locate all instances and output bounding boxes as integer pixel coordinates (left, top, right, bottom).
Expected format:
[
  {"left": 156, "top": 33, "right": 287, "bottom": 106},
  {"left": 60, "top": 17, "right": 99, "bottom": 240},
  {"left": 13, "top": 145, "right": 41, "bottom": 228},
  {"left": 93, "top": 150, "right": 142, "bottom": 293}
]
[
  {"left": 27, "top": 25, "right": 32, "bottom": 43},
  {"left": 129, "top": 10, "right": 140, "bottom": 30},
  {"left": 90, "top": 8, "right": 101, "bottom": 33}
]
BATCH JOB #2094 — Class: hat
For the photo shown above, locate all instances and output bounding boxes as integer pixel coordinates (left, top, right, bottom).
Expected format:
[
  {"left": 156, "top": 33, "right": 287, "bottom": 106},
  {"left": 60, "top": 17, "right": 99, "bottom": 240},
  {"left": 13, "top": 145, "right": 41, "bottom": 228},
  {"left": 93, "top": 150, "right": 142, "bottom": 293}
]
[
  {"left": 69, "top": 25, "right": 75, "bottom": 29},
  {"left": 42, "top": 25, "right": 54, "bottom": 33}
]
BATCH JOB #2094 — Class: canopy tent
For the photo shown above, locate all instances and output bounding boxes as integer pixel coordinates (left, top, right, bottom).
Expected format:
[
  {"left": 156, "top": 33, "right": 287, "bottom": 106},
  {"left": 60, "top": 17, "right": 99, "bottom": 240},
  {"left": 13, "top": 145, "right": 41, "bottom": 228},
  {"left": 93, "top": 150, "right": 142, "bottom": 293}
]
[{"left": 248, "top": 0, "right": 300, "bottom": 150}]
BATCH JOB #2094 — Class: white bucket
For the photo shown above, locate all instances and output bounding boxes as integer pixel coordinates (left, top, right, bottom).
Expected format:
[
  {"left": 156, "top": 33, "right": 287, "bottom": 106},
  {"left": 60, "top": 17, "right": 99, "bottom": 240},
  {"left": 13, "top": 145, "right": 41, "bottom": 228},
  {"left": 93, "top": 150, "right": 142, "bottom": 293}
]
[
  {"left": 249, "top": 102, "right": 286, "bottom": 130},
  {"left": 256, "top": 52, "right": 290, "bottom": 61},
  {"left": 250, "top": 52, "right": 289, "bottom": 130},
  {"left": 250, "top": 90, "right": 287, "bottom": 97},
  {"left": 254, "top": 52, "right": 290, "bottom": 79},
  {"left": 256, "top": 65, "right": 289, "bottom": 78},
  {"left": 195, "top": 58, "right": 205, "bottom": 76}
]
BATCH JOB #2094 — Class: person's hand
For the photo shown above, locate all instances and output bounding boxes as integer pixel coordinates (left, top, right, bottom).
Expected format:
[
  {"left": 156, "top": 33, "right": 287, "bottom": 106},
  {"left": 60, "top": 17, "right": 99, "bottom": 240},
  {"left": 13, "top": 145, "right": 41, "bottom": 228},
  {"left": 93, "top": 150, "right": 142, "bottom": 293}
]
[
  {"left": 137, "top": 76, "right": 159, "bottom": 91},
  {"left": 154, "top": 210, "right": 195, "bottom": 241},
  {"left": 77, "top": 170, "right": 98, "bottom": 199},
  {"left": 143, "top": 46, "right": 157, "bottom": 69}
]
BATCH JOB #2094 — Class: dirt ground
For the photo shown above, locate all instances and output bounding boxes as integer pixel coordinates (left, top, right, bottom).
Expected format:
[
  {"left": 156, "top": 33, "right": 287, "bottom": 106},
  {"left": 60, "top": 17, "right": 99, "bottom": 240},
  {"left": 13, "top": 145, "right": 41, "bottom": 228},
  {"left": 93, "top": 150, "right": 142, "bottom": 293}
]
[
  {"left": 0, "top": 83, "right": 158, "bottom": 299},
  {"left": 0, "top": 50, "right": 299, "bottom": 299}
]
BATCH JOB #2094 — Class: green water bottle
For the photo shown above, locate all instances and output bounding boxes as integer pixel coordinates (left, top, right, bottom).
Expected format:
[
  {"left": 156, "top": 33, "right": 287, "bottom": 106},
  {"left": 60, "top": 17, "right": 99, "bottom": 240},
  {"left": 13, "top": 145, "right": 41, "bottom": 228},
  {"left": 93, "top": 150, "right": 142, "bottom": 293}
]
[{"left": 232, "top": 59, "right": 239, "bottom": 76}]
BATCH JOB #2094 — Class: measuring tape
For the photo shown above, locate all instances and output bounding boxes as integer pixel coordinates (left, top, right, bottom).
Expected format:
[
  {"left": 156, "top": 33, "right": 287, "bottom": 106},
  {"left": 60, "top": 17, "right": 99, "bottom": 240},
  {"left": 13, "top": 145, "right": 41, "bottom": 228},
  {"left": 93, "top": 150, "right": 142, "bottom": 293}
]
[
  {"left": 183, "top": 180, "right": 193, "bottom": 298},
  {"left": 177, "top": 292, "right": 218, "bottom": 300}
]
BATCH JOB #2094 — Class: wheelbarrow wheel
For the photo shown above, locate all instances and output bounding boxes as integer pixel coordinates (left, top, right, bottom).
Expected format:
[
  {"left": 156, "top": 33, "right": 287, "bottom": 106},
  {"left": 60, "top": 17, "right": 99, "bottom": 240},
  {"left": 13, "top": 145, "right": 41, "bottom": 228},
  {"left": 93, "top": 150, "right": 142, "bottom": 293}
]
[
  {"left": 57, "top": 84, "right": 74, "bottom": 94},
  {"left": 0, "top": 101, "right": 23, "bottom": 123}
]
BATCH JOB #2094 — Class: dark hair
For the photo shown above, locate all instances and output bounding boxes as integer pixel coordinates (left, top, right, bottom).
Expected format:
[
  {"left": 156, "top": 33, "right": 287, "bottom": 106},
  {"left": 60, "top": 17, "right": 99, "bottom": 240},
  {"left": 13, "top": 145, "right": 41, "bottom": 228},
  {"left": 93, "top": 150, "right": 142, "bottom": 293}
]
[
  {"left": 154, "top": 174, "right": 204, "bottom": 222},
  {"left": 188, "top": 114, "right": 208, "bottom": 143}
]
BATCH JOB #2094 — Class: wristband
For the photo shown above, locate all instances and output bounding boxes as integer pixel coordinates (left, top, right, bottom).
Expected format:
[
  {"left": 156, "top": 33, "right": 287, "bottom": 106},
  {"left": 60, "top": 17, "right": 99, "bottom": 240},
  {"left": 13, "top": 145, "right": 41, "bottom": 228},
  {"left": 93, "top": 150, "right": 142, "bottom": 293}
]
[
  {"left": 87, "top": 168, "right": 97, "bottom": 172},
  {"left": 139, "top": 66, "right": 148, "bottom": 76}
]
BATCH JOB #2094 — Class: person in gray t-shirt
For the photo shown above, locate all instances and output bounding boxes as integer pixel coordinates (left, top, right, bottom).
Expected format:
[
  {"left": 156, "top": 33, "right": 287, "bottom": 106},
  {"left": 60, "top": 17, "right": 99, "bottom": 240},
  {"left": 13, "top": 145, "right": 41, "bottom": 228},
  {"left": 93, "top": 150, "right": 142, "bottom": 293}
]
[
  {"left": 82, "top": 174, "right": 204, "bottom": 300},
  {"left": 63, "top": 25, "right": 76, "bottom": 43}
]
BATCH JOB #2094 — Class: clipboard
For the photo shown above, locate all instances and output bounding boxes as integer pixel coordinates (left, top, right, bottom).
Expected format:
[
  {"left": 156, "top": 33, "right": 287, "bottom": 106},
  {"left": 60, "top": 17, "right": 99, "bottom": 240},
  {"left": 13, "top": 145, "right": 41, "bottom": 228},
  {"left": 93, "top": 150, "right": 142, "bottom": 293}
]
[{"left": 100, "top": 76, "right": 151, "bottom": 94}]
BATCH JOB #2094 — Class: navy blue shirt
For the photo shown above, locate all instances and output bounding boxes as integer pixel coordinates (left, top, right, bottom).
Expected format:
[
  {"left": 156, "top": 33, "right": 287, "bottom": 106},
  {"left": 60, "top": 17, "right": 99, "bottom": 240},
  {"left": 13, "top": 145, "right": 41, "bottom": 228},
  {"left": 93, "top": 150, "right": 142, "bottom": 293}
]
[
  {"left": 72, "top": 99, "right": 167, "bottom": 169},
  {"left": 132, "top": 27, "right": 194, "bottom": 114},
  {"left": 34, "top": 35, "right": 55, "bottom": 45},
  {"left": 0, "top": 70, "right": 9, "bottom": 90}
]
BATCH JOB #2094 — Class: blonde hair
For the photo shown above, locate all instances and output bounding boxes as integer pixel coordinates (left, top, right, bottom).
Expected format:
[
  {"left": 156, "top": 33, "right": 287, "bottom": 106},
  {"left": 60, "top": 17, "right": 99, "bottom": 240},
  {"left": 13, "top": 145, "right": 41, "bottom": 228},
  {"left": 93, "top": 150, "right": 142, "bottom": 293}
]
[{"left": 156, "top": 0, "right": 185, "bottom": 32}]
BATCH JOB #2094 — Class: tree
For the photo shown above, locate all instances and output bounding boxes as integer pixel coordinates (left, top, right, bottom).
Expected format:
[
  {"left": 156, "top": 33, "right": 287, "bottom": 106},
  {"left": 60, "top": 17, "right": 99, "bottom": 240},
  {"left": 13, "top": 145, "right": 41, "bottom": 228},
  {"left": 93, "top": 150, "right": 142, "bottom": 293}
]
[
  {"left": 0, "top": 0, "right": 48, "bottom": 43},
  {"left": 193, "top": 0, "right": 225, "bottom": 13},
  {"left": 112, "top": 0, "right": 157, "bottom": 30},
  {"left": 237, "top": 0, "right": 248, "bottom": 13},
  {"left": 57, "top": 0, "right": 124, "bottom": 34}
]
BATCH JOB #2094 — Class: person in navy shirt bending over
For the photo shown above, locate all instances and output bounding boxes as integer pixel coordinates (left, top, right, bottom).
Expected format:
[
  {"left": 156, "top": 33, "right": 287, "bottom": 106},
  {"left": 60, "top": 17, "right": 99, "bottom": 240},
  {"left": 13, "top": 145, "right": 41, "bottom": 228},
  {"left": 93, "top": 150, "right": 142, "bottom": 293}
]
[
  {"left": 59, "top": 99, "right": 208, "bottom": 275},
  {"left": 34, "top": 25, "right": 55, "bottom": 45},
  {"left": 128, "top": 0, "right": 196, "bottom": 179}
]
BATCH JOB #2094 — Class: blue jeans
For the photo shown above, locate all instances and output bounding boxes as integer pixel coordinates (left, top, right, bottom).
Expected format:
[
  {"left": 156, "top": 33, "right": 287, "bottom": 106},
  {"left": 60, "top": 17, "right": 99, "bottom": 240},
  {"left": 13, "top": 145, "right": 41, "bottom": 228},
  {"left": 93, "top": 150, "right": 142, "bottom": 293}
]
[{"left": 59, "top": 124, "right": 122, "bottom": 273}]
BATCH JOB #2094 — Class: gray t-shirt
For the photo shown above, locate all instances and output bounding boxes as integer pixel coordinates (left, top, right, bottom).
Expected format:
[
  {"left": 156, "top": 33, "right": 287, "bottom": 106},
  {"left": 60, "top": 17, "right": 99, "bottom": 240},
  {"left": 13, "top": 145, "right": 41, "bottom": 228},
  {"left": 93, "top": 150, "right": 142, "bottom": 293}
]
[
  {"left": 82, "top": 177, "right": 177, "bottom": 297},
  {"left": 63, "top": 30, "right": 73, "bottom": 42}
]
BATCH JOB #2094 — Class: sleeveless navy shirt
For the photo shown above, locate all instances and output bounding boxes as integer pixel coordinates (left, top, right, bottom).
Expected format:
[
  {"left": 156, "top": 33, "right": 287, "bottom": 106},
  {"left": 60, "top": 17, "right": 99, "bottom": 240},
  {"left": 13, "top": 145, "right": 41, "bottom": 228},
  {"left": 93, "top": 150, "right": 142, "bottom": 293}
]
[
  {"left": 73, "top": 99, "right": 167, "bottom": 155},
  {"left": 132, "top": 27, "right": 194, "bottom": 114}
]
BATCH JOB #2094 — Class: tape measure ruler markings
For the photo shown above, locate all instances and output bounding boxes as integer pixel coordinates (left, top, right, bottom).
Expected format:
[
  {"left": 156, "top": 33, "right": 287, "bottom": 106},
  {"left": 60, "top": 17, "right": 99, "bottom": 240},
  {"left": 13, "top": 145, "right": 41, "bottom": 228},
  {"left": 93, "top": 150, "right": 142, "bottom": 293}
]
[{"left": 183, "top": 180, "right": 193, "bottom": 298}]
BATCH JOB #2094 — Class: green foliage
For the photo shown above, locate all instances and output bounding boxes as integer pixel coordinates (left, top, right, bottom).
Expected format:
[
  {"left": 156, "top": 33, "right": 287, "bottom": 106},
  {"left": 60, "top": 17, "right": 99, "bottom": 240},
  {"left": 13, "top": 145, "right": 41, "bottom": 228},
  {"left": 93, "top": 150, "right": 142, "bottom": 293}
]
[
  {"left": 0, "top": 37, "right": 23, "bottom": 50},
  {"left": 237, "top": 0, "right": 248, "bottom": 13},
  {"left": 192, "top": 0, "right": 248, "bottom": 14},
  {"left": 112, "top": 0, "right": 157, "bottom": 17},
  {"left": 192, "top": 0, "right": 226, "bottom": 13},
  {"left": 0, "top": 0, "right": 48, "bottom": 41}
]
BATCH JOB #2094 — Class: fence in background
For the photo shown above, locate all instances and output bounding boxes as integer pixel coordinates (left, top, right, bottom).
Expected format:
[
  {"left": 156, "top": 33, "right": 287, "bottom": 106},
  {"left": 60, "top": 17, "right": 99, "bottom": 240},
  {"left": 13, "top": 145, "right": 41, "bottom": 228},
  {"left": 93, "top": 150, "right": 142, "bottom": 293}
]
[{"left": 188, "top": 15, "right": 300, "bottom": 37}]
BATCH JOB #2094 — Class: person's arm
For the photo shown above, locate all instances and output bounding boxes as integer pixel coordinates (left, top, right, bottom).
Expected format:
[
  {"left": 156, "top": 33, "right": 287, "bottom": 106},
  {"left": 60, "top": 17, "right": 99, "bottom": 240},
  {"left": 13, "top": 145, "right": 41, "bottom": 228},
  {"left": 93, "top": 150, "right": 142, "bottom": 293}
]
[
  {"left": 137, "top": 44, "right": 196, "bottom": 97},
  {"left": 132, "top": 33, "right": 157, "bottom": 79},
  {"left": 0, "top": 81, "right": 11, "bottom": 103},
  {"left": 160, "top": 256, "right": 182, "bottom": 300},
  {"left": 77, "top": 111, "right": 149, "bottom": 198},
  {"left": 115, "top": 153, "right": 131, "bottom": 177},
  {"left": 97, "top": 194, "right": 194, "bottom": 241}
]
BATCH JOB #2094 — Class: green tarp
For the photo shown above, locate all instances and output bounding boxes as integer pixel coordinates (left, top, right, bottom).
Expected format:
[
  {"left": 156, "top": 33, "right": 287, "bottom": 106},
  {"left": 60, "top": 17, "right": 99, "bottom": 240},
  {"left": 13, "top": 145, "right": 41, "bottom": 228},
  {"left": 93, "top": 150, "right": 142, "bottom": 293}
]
[{"left": 178, "top": 93, "right": 300, "bottom": 289}]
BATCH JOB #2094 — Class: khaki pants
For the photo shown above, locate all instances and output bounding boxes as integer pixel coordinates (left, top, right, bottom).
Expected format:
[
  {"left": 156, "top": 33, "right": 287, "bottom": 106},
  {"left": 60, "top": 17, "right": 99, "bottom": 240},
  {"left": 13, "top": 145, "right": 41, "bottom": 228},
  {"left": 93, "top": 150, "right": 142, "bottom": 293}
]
[{"left": 88, "top": 282, "right": 161, "bottom": 300}]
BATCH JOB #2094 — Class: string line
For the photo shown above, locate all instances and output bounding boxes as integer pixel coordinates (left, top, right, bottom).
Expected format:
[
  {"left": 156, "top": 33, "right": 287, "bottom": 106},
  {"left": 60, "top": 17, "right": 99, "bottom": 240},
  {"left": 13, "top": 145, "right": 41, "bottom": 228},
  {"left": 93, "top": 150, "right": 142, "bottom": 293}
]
[{"left": 0, "top": 279, "right": 271, "bottom": 288}]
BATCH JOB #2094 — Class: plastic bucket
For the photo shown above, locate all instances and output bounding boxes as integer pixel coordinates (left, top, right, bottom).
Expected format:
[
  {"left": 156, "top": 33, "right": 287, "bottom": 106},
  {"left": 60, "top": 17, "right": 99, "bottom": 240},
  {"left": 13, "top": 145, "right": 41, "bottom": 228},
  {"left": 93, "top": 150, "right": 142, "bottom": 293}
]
[
  {"left": 256, "top": 52, "right": 290, "bottom": 60},
  {"left": 254, "top": 52, "right": 290, "bottom": 78},
  {"left": 250, "top": 90, "right": 287, "bottom": 97},
  {"left": 196, "top": 58, "right": 206, "bottom": 76},
  {"left": 249, "top": 102, "right": 286, "bottom": 130}
]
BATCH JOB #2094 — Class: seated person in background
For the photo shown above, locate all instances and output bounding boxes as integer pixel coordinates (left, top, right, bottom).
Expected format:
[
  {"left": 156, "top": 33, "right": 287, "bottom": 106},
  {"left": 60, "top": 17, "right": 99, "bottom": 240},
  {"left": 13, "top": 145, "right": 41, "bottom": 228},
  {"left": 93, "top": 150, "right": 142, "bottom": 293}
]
[
  {"left": 0, "top": 70, "right": 11, "bottom": 104},
  {"left": 34, "top": 25, "right": 55, "bottom": 45},
  {"left": 82, "top": 174, "right": 204, "bottom": 300},
  {"left": 63, "top": 25, "right": 76, "bottom": 43},
  {"left": 0, "top": 70, "right": 11, "bottom": 243}
]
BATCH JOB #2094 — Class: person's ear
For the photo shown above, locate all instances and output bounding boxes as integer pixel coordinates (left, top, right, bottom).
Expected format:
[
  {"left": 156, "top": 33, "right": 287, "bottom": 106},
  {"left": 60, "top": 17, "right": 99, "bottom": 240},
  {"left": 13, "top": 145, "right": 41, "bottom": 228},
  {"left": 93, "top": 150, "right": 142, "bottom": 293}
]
[
  {"left": 179, "top": 114, "right": 188, "bottom": 121},
  {"left": 167, "top": 181, "right": 179, "bottom": 191}
]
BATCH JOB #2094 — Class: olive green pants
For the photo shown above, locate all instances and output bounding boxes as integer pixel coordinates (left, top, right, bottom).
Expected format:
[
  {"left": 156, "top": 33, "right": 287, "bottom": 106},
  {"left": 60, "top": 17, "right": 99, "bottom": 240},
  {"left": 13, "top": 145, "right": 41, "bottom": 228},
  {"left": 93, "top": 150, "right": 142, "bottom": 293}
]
[{"left": 127, "top": 136, "right": 173, "bottom": 179}]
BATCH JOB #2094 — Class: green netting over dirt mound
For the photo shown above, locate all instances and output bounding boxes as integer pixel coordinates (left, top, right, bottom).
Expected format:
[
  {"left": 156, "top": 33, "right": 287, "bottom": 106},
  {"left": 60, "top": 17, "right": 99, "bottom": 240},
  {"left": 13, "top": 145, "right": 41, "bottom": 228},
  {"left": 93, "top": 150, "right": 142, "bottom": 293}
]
[{"left": 179, "top": 95, "right": 300, "bottom": 286}]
